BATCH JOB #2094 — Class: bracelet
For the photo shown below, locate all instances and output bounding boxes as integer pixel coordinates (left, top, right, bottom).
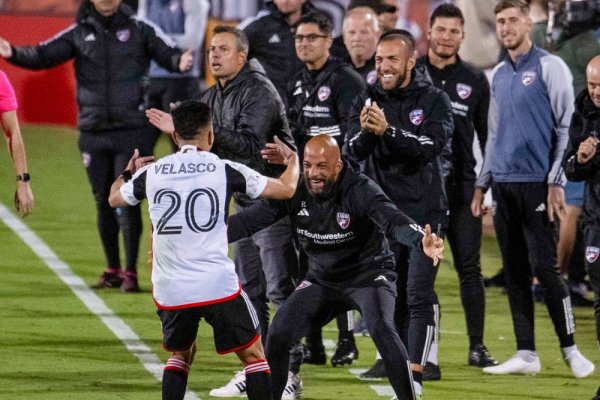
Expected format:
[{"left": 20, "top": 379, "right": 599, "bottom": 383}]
[
  {"left": 16, "top": 173, "right": 30, "bottom": 182},
  {"left": 121, "top": 170, "right": 133, "bottom": 182}
]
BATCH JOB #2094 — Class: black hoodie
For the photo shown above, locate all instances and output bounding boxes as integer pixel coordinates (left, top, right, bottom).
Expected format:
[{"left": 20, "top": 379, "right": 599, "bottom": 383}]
[
  {"left": 345, "top": 65, "right": 453, "bottom": 227},
  {"left": 8, "top": 2, "right": 182, "bottom": 132},
  {"left": 563, "top": 89, "right": 600, "bottom": 227},
  {"left": 228, "top": 160, "right": 425, "bottom": 288}
]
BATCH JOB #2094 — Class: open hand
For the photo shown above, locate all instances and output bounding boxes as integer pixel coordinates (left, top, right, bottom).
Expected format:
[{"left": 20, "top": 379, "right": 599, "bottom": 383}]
[
  {"left": 0, "top": 37, "right": 13, "bottom": 58},
  {"left": 261, "top": 136, "right": 297, "bottom": 165},
  {"left": 146, "top": 108, "right": 175, "bottom": 134},
  {"left": 179, "top": 49, "right": 194, "bottom": 72},
  {"left": 422, "top": 224, "right": 444, "bottom": 266}
]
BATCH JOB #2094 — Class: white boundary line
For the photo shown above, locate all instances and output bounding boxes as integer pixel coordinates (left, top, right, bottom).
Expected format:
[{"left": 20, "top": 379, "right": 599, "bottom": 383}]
[{"left": 0, "top": 203, "right": 200, "bottom": 400}]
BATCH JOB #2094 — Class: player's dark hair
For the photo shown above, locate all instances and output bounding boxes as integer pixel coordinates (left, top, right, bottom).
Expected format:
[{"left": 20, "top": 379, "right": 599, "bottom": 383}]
[
  {"left": 171, "top": 101, "right": 212, "bottom": 140},
  {"left": 298, "top": 11, "right": 333, "bottom": 36},
  {"left": 494, "top": 0, "right": 529, "bottom": 15},
  {"left": 213, "top": 25, "right": 249, "bottom": 52},
  {"left": 429, "top": 3, "right": 465, "bottom": 27},
  {"left": 378, "top": 29, "right": 416, "bottom": 56}
]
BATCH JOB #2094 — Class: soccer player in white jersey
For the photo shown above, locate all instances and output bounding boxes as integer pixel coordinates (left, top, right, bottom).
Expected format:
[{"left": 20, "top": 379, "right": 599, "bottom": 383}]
[{"left": 108, "top": 100, "right": 299, "bottom": 400}]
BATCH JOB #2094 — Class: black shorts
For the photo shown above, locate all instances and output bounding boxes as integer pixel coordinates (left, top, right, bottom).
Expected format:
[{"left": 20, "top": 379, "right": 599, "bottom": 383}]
[{"left": 158, "top": 291, "right": 260, "bottom": 354}]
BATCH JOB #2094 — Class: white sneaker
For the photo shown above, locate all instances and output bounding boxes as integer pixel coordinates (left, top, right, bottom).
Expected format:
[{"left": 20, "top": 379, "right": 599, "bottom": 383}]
[
  {"left": 565, "top": 350, "right": 595, "bottom": 378},
  {"left": 209, "top": 371, "right": 246, "bottom": 397},
  {"left": 281, "top": 372, "right": 303, "bottom": 400},
  {"left": 482, "top": 353, "right": 541, "bottom": 375}
]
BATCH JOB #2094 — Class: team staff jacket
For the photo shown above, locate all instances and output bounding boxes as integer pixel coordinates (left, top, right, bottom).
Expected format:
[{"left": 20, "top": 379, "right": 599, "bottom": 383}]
[
  {"left": 228, "top": 160, "right": 425, "bottom": 288},
  {"left": 564, "top": 90, "right": 600, "bottom": 227},
  {"left": 417, "top": 55, "right": 489, "bottom": 184},
  {"left": 345, "top": 65, "right": 453, "bottom": 226},
  {"left": 286, "top": 57, "right": 366, "bottom": 153},
  {"left": 240, "top": 1, "right": 316, "bottom": 103},
  {"left": 120, "top": 146, "right": 268, "bottom": 309},
  {"left": 7, "top": 3, "right": 183, "bottom": 132},
  {"left": 476, "top": 45, "right": 573, "bottom": 189},
  {"left": 201, "top": 63, "right": 296, "bottom": 186}
]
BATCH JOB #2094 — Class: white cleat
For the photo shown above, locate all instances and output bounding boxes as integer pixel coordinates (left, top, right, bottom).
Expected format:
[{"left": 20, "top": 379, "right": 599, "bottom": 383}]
[
  {"left": 209, "top": 371, "right": 246, "bottom": 397},
  {"left": 281, "top": 372, "right": 303, "bottom": 399},
  {"left": 482, "top": 353, "right": 541, "bottom": 375},
  {"left": 565, "top": 350, "right": 595, "bottom": 378}
]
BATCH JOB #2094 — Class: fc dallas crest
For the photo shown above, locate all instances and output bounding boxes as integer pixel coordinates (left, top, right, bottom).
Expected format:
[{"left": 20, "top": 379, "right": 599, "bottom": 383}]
[
  {"left": 116, "top": 29, "right": 131, "bottom": 42},
  {"left": 586, "top": 246, "right": 600, "bottom": 263},
  {"left": 522, "top": 71, "right": 536, "bottom": 86},
  {"left": 337, "top": 212, "right": 350, "bottom": 229},
  {"left": 409, "top": 109, "right": 424, "bottom": 125},
  {"left": 456, "top": 83, "right": 472, "bottom": 99}
]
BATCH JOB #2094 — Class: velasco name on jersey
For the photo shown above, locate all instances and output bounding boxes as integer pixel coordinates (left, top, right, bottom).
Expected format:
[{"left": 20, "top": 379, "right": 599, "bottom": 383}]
[{"left": 154, "top": 162, "right": 217, "bottom": 175}]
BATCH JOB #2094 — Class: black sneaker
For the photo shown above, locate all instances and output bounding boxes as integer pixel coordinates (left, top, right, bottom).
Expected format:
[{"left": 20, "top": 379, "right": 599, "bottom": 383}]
[
  {"left": 303, "top": 343, "right": 326, "bottom": 365},
  {"left": 423, "top": 361, "right": 441, "bottom": 381},
  {"left": 592, "top": 385, "right": 600, "bottom": 400},
  {"left": 358, "top": 359, "right": 386, "bottom": 380},
  {"left": 331, "top": 338, "right": 359, "bottom": 367},
  {"left": 468, "top": 344, "right": 498, "bottom": 367},
  {"left": 92, "top": 270, "right": 122, "bottom": 289}
]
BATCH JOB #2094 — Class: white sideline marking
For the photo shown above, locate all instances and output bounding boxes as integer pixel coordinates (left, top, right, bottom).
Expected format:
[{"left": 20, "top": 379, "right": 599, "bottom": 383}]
[{"left": 0, "top": 203, "right": 200, "bottom": 400}]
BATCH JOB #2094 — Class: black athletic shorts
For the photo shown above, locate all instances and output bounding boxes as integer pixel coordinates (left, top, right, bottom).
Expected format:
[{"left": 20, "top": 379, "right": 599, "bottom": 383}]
[{"left": 157, "top": 291, "right": 260, "bottom": 354}]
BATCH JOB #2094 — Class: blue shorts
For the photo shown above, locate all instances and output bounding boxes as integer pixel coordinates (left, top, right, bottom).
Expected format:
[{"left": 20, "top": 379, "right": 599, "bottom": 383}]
[{"left": 564, "top": 180, "right": 584, "bottom": 207}]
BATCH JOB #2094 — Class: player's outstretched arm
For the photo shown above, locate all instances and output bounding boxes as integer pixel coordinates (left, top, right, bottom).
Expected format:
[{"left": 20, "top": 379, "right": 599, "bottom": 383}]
[{"left": 260, "top": 136, "right": 299, "bottom": 200}]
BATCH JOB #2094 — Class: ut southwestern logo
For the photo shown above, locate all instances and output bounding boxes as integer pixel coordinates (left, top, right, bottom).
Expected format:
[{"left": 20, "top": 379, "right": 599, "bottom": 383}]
[
  {"left": 409, "top": 109, "right": 424, "bottom": 125},
  {"left": 522, "top": 71, "right": 536, "bottom": 86}
]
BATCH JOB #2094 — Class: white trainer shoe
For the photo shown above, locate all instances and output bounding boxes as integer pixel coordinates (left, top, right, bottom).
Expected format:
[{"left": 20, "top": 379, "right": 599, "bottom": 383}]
[
  {"left": 209, "top": 371, "right": 246, "bottom": 397},
  {"left": 281, "top": 372, "right": 303, "bottom": 400},
  {"left": 482, "top": 353, "right": 541, "bottom": 375},
  {"left": 565, "top": 350, "right": 595, "bottom": 378}
]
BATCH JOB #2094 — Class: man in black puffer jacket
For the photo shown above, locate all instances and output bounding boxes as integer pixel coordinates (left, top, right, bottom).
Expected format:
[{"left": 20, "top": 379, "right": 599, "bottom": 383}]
[{"left": 0, "top": 0, "right": 192, "bottom": 293}]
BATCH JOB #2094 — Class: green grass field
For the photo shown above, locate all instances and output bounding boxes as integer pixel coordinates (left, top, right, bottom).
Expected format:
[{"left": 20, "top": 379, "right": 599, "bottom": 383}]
[{"left": 0, "top": 125, "right": 599, "bottom": 399}]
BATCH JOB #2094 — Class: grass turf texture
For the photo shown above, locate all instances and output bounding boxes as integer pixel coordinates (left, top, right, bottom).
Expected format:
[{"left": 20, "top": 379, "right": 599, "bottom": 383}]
[{"left": 0, "top": 125, "right": 598, "bottom": 399}]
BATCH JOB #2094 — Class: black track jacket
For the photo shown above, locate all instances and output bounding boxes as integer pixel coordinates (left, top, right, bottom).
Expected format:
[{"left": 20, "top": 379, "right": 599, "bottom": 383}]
[
  {"left": 417, "top": 55, "right": 489, "bottom": 184},
  {"left": 564, "top": 89, "right": 600, "bottom": 227},
  {"left": 286, "top": 57, "right": 366, "bottom": 153},
  {"left": 228, "top": 161, "right": 425, "bottom": 288},
  {"left": 8, "top": 3, "right": 183, "bottom": 132},
  {"left": 345, "top": 66, "right": 453, "bottom": 226}
]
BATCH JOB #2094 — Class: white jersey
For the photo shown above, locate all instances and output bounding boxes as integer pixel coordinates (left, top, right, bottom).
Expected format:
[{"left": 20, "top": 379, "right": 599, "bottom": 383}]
[{"left": 120, "top": 145, "right": 268, "bottom": 309}]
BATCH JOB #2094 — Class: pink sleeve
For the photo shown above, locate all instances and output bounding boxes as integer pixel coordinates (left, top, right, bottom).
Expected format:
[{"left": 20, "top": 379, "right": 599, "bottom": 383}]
[{"left": 0, "top": 70, "right": 18, "bottom": 113}]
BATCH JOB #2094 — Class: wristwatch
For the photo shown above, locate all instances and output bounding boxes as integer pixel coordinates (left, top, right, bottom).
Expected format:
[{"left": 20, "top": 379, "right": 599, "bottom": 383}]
[
  {"left": 121, "top": 169, "right": 133, "bottom": 182},
  {"left": 16, "top": 173, "right": 30, "bottom": 182}
]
